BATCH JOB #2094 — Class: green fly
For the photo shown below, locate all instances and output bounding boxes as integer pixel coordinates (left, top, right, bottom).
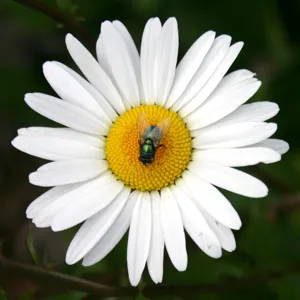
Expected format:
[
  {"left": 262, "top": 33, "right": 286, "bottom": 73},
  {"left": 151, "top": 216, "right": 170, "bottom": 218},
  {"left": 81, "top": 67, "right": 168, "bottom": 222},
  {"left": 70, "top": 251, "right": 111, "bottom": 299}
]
[{"left": 137, "top": 112, "right": 171, "bottom": 166}]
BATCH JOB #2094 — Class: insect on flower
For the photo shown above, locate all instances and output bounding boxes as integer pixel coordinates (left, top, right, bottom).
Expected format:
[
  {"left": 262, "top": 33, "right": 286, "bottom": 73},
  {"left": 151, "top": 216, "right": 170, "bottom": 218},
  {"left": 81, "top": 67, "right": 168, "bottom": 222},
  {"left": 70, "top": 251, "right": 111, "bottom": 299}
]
[{"left": 137, "top": 112, "right": 171, "bottom": 165}]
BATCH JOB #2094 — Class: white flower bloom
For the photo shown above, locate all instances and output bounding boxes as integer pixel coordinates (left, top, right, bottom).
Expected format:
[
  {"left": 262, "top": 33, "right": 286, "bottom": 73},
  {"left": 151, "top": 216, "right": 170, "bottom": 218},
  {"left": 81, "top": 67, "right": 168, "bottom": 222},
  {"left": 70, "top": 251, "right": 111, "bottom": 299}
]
[{"left": 12, "top": 17, "right": 289, "bottom": 286}]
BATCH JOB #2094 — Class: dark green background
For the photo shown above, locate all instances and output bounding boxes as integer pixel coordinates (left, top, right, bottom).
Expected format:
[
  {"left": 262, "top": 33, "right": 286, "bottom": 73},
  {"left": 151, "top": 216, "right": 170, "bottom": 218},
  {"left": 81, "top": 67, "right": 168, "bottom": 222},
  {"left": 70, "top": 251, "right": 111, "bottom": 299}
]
[{"left": 0, "top": 0, "right": 300, "bottom": 299}]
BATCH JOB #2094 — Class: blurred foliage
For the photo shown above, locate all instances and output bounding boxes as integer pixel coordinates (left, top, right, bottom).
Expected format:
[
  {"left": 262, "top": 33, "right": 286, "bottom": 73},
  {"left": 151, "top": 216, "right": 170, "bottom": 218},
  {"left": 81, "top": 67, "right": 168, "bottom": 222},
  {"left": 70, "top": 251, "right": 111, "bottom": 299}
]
[
  {"left": 1, "top": 0, "right": 300, "bottom": 299},
  {"left": 56, "top": 0, "right": 85, "bottom": 23},
  {"left": 46, "top": 292, "right": 87, "bottom": 300},
  {"left": 0, "top": 288, "right": 7, "bottom": 300},
  {"left": 26, "top": 224, "right": 40, "bottom": 265}
]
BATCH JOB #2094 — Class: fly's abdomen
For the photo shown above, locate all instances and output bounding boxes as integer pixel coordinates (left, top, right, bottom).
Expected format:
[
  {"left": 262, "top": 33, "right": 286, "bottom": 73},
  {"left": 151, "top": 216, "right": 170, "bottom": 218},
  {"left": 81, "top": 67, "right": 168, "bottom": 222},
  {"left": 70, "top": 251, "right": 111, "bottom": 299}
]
[{"left": 139, "top": 140, "right": 155, "bottom": 165}]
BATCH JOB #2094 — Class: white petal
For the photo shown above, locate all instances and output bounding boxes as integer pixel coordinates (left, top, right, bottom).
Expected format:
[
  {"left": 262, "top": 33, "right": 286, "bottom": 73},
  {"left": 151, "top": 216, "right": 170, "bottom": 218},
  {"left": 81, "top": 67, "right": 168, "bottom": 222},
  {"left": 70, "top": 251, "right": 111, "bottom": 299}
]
[
  {"left": 65, "top": 34, "right": 126, "bottom": 114},
  {"left": 201, "top": 210, "right": 236, "bottom": 252},
  {"left": 215, "top": 69, "right": 256, "bottom": 94},
  {"left": 147, "top": 191, "right": 164, "bottom": 284},
  {"left": 113, "top": 21, "right": 140, "bottom": 70},
  {"left": 155, "top": 18, "right": 178, "bottom": 106},
  {"left": 43, "top": 62, "right": 110, "bottom": 125},
  {"left": 51, "top": 173, "right": 124, "bottom": 231},
  {"left": 251, "top": 139, "right": 289, "bottom": 155},
  {"left": 25, "top": 93, "right": 106, "bottom": 136},
  {"left": 12, "top": 135, "right": 103, "bottom": 161},
  {"left": 166, "top": 31, "right": 216, "bottom": 108},
  {"left": 140, "top": 18, "right": 162, "bottom": 104},
  {"left": 32, "top": 182, "right": 84, "bottom": 227},
  {"left": 66, "top": 187, "right": 130, "bottom": 264},
  {"left": 95, "top": 36, "right": 132, "bottom": 111},
  {"left": 178, "top": 171, "right": 241, "bottom": 229},
  {"left": 17, "top": 127, "right": 103, "bottom": 148},
  {"left": 172, "top": 35, "right": 232, "bottom": 111},
  {"left": 180, "top": 42, "right": 244, "bottom": 117},
  {"left": 96, "top": 35, "right": 130, "bottom": 113},
  {"left": 189, "top": 161, "right": 268, "bottom": 198},
  {"left": 112, "top": 20, "right": 143, "bottom": 98},
  {"left": 172, "top": 186, "right": 221, "bottom": 258},
  {"left": 127, "top": 192, "right": 152, "bottom": 286},
  {"left": 26, "top": 184, "right": 78, "bottom": 219},
  {"left": 83, "top": 191, "right": 138, "bottom": 266},
  {"left": 186, "top": 79, "right": 261, "bottom": 130},
  {"left": 200, "top": 101, "right": 280, "bottom": 134},
  {"left": 52, "top": 61, "right": 117, "bottom": 123},
  {"left": 96, "top": 35, "right": 110, "bottom": 74},
  {"left": 207, "top": 102, "right": 280, "bottom": 130},
  {"left": 101, "top": 21, "right": 140, "bottom": 107},
  {"left": 192, "top": 122, "right": 277, "bottom": 149},
  {"left": 29, "top": 159, "right": 108, "bottom": 187},
  {"left": 193, "top": 147, "right": 281, "bottom": 167},
  {"left": 160, "top": 187, "right": 187, "bottom": 271}
]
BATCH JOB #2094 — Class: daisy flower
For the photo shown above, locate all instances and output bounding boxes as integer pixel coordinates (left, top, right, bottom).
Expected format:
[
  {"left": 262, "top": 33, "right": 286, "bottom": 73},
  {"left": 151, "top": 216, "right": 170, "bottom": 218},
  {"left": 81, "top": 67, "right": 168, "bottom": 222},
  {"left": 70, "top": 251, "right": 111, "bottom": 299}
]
[{"left": 12, "top": 17, "right": 289, "bottom": 286}]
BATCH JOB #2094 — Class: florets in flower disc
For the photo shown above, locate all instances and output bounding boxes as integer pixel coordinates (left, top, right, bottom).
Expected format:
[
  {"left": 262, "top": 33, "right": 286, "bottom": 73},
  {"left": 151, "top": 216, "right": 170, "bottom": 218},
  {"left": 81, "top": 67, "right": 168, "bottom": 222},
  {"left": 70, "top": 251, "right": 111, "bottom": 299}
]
[{"left": 106, "top": 105, "right": 192, "bottom": 191}]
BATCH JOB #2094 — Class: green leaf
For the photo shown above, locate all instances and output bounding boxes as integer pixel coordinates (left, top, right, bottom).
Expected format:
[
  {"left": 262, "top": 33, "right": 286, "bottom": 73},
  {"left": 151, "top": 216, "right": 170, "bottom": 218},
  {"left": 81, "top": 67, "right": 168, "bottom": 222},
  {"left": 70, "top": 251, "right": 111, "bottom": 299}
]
[
  {"left": 56, "top": 0, "right": 71, "bottom": 11},
  {"left": 45, "top": 292, "right": 87, "bottom": 300},
  {"left": 56, "top": 0, "right": 82, "bottom": 19},
  {"left": 135, "top": 291, "right": 146, "bottom": 300},
  {"left": 19, "top": 293, "right": 34, "bottom": 300},
  {"left": 214, "top": 262, "right": 247, "bottom": 279},
  {"left": 270, "top": 274, "right": 300, "bottom": 299},
  {"left": 26, "top": 225, "right": 39, "bottom": 265},
  {"left": 0, "top": 288, "right": 7, "bottom": 300}
]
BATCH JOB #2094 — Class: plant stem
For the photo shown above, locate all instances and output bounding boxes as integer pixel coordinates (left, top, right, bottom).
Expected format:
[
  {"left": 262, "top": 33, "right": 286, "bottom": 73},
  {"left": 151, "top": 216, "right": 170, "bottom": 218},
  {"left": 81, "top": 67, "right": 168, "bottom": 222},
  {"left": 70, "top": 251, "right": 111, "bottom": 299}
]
[
  {"left": 0, "top": 251, "right": 135, "bottom": 297},
  {"left": 12, "top": 0, "right": 94, "bottom": 47},
  {"left": 1, "top": 246, "right": 300, "bottom": 298}
]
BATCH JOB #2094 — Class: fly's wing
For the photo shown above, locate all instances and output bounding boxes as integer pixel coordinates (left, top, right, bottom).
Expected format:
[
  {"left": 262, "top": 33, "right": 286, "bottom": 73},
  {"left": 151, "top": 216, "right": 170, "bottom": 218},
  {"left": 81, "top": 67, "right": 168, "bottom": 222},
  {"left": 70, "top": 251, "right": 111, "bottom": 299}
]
[
  {"left": 137, "top": 111, "right": 150, "bottom": 144},
  {"left": 149, "top": 117, "right": 171, "bottom": 147}
]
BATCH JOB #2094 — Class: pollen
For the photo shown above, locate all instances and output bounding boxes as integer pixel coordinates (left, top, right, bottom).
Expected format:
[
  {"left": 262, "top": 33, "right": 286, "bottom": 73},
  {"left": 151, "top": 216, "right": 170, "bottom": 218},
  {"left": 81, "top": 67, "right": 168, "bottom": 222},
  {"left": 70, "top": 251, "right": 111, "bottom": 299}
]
[{"left": 105, "top": 105, "right": 192, "bottom": 191}]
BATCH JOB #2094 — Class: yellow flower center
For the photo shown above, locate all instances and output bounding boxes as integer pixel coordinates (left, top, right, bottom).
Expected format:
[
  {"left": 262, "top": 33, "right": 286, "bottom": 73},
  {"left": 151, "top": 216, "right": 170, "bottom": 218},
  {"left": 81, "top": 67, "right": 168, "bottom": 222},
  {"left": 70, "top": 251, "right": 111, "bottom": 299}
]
[{"left": 105, "top": 105, "right": 192, "bottom": 191}]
